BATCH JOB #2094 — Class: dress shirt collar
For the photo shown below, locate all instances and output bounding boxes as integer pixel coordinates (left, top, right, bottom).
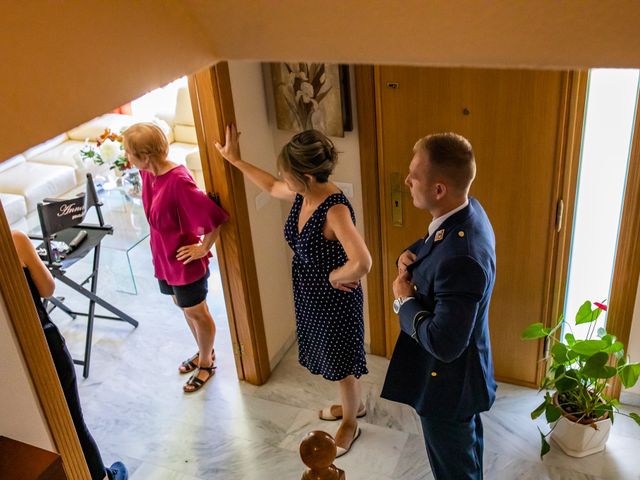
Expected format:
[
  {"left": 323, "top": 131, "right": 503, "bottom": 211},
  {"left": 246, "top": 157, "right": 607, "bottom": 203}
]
[{"left": 427, "top": 199, "right": 470, "bottom": 239}]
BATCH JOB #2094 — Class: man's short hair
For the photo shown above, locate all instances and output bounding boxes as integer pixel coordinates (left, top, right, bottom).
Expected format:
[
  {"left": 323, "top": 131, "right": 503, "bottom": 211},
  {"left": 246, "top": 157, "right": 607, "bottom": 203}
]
[{"left": 415, "top": 133, "right": 476, "bottom": 193}]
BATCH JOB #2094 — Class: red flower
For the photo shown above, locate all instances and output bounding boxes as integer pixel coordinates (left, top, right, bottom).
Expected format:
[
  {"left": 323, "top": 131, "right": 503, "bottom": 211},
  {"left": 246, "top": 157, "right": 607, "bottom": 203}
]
[{"left": 594, "top": 302, "right": 608, "bottom": 311}]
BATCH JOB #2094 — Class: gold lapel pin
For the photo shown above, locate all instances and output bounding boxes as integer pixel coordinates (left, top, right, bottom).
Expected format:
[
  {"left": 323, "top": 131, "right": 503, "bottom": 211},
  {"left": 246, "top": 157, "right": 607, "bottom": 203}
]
[{"left": 434, "top": 229, "right": 445, "bottom": 242}]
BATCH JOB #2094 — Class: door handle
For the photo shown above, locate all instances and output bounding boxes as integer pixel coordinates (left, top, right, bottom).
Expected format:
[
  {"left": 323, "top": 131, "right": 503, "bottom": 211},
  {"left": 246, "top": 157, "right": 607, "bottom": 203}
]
[
  {"left": 391, "top": 172, "right": 403, "bottom": 226},
  {"left": 555, "top": 199, "right": 564, "bottom": 233}
]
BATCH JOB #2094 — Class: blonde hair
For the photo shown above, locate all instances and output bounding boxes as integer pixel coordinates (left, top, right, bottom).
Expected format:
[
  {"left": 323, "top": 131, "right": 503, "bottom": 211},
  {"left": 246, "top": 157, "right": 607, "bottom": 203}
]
[
  {"left": 415, "top": 132, "right": 476, "bottom": 194},
  {"left": 277, "top": 130, "right": 338, "bottom": 187},
  {"left": 123, "top": 122, "right": 169, "bottom": 161}
]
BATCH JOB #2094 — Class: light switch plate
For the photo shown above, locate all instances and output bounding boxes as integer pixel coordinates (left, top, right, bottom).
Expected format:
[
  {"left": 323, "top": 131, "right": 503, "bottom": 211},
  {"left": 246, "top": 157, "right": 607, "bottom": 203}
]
[
  {"left": 334, "top": 181, "right": 354, "bottom": 198},
  {"left": 255, "top": 191, "right": 271, "bottom": 211}
]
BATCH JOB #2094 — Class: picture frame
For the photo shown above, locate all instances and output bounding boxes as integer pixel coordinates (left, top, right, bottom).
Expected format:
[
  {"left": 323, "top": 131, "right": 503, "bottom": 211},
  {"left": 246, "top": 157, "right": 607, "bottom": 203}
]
[{"left": 270, "top": 62, "right": 352, "bottom": 137}]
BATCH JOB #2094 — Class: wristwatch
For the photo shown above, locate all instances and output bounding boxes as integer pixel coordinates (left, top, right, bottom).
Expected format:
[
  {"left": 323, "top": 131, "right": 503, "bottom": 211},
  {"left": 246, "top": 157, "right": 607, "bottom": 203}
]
[{"left": 393, "top": 296, "right": 414, "bottom": 314}]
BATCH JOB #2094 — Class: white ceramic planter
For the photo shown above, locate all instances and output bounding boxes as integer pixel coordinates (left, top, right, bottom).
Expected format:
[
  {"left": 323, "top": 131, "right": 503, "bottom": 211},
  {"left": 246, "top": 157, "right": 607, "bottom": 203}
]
[{"left": 551, "top": 415, "right": 612, "bottom": 457}]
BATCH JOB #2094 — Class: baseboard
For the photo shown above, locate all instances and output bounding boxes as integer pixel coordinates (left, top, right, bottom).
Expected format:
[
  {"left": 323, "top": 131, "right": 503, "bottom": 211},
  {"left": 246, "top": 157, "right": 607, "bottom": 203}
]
[
  {"left": 620, "top": 390, "right": 640, "bottom": 407},
  {"left": 269, "top": 332, "right": 297, "bottom": 371}
]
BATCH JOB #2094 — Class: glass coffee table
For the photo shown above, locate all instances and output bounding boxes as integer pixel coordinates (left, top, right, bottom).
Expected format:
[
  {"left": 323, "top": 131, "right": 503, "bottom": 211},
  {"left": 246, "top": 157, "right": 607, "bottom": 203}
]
[{"left": 91, "top": 182, "right": 149, "bottom": 294}]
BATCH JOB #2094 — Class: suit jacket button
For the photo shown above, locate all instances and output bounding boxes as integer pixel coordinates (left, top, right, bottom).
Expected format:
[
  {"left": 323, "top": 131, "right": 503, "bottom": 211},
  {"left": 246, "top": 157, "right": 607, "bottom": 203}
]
[{"left": 431, "top": 371, "right": 438, "bottom": 377}]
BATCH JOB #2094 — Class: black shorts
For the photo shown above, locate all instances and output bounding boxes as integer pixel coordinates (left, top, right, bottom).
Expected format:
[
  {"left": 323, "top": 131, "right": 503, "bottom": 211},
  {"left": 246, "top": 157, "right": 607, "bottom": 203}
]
[{"left": 158, "top": 269, "right": 210, "bottom": 308}]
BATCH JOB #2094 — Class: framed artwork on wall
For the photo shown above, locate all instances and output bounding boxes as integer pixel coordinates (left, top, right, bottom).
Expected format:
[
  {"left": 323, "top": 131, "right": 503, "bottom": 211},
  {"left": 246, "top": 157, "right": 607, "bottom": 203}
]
[{"left": 270, "top": 63, "right": 352, "bottom": 137}]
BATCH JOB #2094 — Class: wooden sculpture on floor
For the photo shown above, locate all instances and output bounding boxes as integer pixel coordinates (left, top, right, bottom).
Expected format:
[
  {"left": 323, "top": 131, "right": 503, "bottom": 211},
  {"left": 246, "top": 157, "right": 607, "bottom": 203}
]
[{"left": 300, "top": 430, "right": 345, "bottom": 480}]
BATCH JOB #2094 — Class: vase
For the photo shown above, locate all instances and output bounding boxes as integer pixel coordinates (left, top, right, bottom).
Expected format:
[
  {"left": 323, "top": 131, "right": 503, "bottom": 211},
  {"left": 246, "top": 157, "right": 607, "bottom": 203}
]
[
  {"left": 123, "top": 168, "right": 142, "bottom": 198},
  {"left": 551, "top": 392, "right": 612, "bottom": 457}
]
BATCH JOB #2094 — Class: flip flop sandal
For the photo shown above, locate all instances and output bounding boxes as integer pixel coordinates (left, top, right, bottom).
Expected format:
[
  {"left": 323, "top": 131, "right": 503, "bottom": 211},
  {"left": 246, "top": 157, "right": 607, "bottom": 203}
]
[
  {"left": 179, "top": 349, "right": 216, "bottom": 374},
  {"left": 183, "top": 365, "right": 216, "bottom": 393},
  {"left": 318, "top": 405, "right": 367, "bottom": 421}
]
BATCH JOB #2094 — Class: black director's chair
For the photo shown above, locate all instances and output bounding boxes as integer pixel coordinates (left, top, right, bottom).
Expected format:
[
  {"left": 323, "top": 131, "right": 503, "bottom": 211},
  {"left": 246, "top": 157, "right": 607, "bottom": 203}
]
[{"left": 33, "top": 173, "right": 138, "bottom": 378}]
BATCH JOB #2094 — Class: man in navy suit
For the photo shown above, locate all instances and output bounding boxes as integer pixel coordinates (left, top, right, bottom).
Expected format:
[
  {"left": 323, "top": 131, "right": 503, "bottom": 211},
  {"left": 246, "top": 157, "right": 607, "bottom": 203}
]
[{"left": 381, "top": 133, "right": 497, "bottom": 479}]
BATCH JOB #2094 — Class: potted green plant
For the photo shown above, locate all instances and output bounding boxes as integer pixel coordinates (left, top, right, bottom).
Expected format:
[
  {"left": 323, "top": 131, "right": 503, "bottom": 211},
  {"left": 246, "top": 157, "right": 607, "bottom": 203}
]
[{"left": 522, "top": 300, "right": 640, "bottom": 458}]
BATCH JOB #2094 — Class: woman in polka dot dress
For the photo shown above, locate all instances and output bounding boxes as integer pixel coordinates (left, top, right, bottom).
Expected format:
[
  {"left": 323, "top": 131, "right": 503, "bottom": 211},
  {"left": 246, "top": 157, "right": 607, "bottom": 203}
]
[{"left": 216, "top": 125, "right": 371, "bottom": 457}]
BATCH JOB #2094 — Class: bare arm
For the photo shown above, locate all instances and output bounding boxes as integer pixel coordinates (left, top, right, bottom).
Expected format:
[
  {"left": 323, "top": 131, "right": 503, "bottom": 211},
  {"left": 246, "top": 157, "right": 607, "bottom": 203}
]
[
  {"left": 12, "top": 231, "right": 55, "bottom": 298},
  {"left": 176, "top": 227, "right": 221, "bottom": 264},
  {"left": 215, "top": 124, "right": 295, "bottom": 202},
  {"left": 326, "top": 205, "right": 372, "bottom": 291}
]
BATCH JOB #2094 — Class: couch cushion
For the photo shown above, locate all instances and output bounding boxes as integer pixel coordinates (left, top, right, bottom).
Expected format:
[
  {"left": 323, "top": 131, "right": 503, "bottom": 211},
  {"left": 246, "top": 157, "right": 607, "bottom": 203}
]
[
  {"left": 173, "top": 124, "right": 197, "bottom": 144},
  {"left": 27, "top": 140, "right": 89, "bottom": 183},
  {"left": 0, "top": 192, "right": 27, "bottom": 225},
  {"left": 67, "top": 113, "right": 137, "bottom": 141},
  {"left": 168, "top": 142, "right": 198, "bottom": 167},
  {"left": 23, "top": 134, "right": 69, "bottom": 159},
  {"left": 174, "top": 88, "right": 195, "bottom": 126},
  {"left": 0, "top": 163, "right": 76, "bottom": 212},
  {"left": 0, "top": 154, "right": 26, "bottom": 174},
  {"left": 185, "top": 150, "right": 202, "bottom": 172},
  {"left": 153, "top": 118, "right": 174, "bottom": 143}
]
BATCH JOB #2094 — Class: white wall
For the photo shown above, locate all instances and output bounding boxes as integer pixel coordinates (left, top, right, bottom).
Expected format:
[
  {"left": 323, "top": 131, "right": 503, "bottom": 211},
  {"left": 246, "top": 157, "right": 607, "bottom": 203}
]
[
  {"left": 227, "top": 62, "right": 298, "bottom": 367},
  {"left": 227, "top": 62, "right": 372, "bottom": 370},
  {"left": 624, "top": 275, "right": 640, "bottom": 396},
  {"left": 263, "top": 64, "right": 372, "bottom": 349},
  {"left": 0, "top": 293, "right": 55, "bottom": 450}
]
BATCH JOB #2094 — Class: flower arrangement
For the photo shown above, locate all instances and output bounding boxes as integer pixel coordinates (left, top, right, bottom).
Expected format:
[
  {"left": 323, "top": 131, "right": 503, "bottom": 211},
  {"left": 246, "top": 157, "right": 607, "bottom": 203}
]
[
  {"left": 522, "top": 300, "right": 640, "bottom": 458},
  {"left": 79, "top": 128, "right": 131, "bottom": 174},
  {"left": 279, "top": 63, "right": 332, "bottom": 131}
]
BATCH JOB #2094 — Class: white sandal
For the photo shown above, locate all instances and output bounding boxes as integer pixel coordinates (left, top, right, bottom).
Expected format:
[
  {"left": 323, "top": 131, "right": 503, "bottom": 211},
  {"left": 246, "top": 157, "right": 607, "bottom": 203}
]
[
  {"left": 318, "top": 405, "right": 367, "bottom": 421},
  {"left": 335, "top": 426, "right": 361, "bottom": 458}
]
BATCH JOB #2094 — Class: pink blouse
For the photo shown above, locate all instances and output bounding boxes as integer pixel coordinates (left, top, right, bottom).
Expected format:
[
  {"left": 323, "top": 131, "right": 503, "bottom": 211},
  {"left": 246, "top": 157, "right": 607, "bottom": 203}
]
[{"left": 141, "top": 165, "right": 229, "bottom": 286}]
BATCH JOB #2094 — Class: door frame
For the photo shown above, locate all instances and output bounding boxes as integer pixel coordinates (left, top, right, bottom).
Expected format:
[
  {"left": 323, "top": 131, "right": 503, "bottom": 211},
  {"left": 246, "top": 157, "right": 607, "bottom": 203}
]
[
  {"left": 0, "top": 61, "right": 270, "bottom": 479},
  {"left": 354, "top": 65, "right": 588, "bottom": 387},
  {"left": 188, "top": 62, "right": 271, "bottom": 384},
  {"left": 606, "top": 99, "right": 640, "bottom": 398}
]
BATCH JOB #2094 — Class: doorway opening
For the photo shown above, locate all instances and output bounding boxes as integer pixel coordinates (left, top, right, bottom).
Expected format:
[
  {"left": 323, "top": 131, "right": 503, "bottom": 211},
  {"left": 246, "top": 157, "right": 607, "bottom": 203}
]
[{"left": 562, "top": 69, "right": 640, "bottom": 339}]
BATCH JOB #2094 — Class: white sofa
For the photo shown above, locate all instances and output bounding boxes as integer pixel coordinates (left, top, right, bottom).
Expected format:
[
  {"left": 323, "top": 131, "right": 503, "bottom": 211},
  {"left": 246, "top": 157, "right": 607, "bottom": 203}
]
[{"left": 0, "top": 87, "right": 203, "bottom": 230}]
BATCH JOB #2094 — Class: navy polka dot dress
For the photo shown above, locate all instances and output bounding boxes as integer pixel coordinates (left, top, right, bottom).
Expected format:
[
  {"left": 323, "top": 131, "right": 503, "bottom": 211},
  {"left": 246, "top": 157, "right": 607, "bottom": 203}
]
[{"left": 284, "top": 192, "right": 368, "bottom": 381}]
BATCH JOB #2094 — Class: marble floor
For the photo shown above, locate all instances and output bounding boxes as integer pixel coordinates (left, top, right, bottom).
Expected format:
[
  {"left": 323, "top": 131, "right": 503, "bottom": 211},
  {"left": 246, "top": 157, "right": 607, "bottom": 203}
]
[{"left": 48, "top": 239, "right": 640, "bottom": 480}]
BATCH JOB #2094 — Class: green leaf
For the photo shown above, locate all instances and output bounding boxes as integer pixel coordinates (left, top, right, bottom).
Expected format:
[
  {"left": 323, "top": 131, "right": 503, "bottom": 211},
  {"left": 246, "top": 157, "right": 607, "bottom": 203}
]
[
  {"left": 629, "top": 412, "right": 640, "bottom": 426},
  {"left": 584, "top": 351, "right": 609, "bottom": 369},
  {"left": 551, "top": 343, "right": 570, "bottom": 363},
  {"left": 522, "top": 323, "right": 552, "bottom": 339},
  {"left": 539, "top": 428, "right": 551, "bottom": 458},
  {"left": 575, "top": 301, "right": 594, "bottom": 325},
  {"left": 567, "top": 349, "right": 580, "bottom": 361},
  {"left": 571, "top": 339, "right": 608, "bottom": 356},
  {"left": 606, "top": 341, "right": 624, "bottom": 354},
  {"left": 594, "top": 403, "right": 608, "bottom": 419},
  {"left": 619, "top": 363, "right": 640, "bottom": 388},
  {"left": 583, "top": 353, "right": 617, "bottom": 379},
  {"left": 531, "top": 399, "right": 547, "bottom": 420},
  {"left": 556, "top": 374, "right": 579, "bottom": 392},
  {"left": 564, "top": 333, "right": 576, "bottom": 346},
  {"left": 597, "top": 327, "right": 607, "bottom": 338},
  {"left": 617, "top": 355, "right": 627, "bottom": 368},
  {"left": 545, "top": 403, "right": 562, "bottom": 423},
  {"left": 601, "top": 334, "right": 615, "bottom": 345}
]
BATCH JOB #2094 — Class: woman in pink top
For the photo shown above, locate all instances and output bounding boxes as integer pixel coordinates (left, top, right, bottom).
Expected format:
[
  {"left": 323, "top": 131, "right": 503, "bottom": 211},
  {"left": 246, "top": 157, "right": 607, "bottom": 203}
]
[{"left": 123, "top": 123, "right": 228, "bottom": 393}]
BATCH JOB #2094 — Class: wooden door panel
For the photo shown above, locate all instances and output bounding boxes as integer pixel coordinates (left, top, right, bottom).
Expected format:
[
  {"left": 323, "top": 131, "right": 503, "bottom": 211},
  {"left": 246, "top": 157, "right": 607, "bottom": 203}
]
[{"left": 377, "top": 66, "right": 567, "bottom": 385}]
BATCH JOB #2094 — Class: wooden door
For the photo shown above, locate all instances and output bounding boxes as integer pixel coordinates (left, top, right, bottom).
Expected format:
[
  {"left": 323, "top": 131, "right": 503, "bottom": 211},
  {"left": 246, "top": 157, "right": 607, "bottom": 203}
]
[{"left": 376, "top": 66, "right": 575, "bottom": 386}]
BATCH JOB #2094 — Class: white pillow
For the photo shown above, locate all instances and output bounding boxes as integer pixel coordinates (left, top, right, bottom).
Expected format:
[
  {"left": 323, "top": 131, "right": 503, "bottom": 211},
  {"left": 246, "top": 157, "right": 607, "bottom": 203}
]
[
  {"left": 23, "top": 134, "right": 69, "bottom": 159},
  {"left": 174, "top": 125, "right": 197, "bottom": 144},
  {"left": 174, "top": 88, "right": 195, "bottom": 126},
  {"left": 67, "top": 114, "right": 136, "bottom": 141},
  {"left": 0, "top": 154, "right": 26, "bottom": 174}
]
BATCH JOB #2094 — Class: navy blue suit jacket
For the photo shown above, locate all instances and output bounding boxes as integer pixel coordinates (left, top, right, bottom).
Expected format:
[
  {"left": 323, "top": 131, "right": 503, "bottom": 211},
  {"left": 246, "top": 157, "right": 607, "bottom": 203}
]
[{"left": 381, "top": 197, "right": 497, "bottom": 420}]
